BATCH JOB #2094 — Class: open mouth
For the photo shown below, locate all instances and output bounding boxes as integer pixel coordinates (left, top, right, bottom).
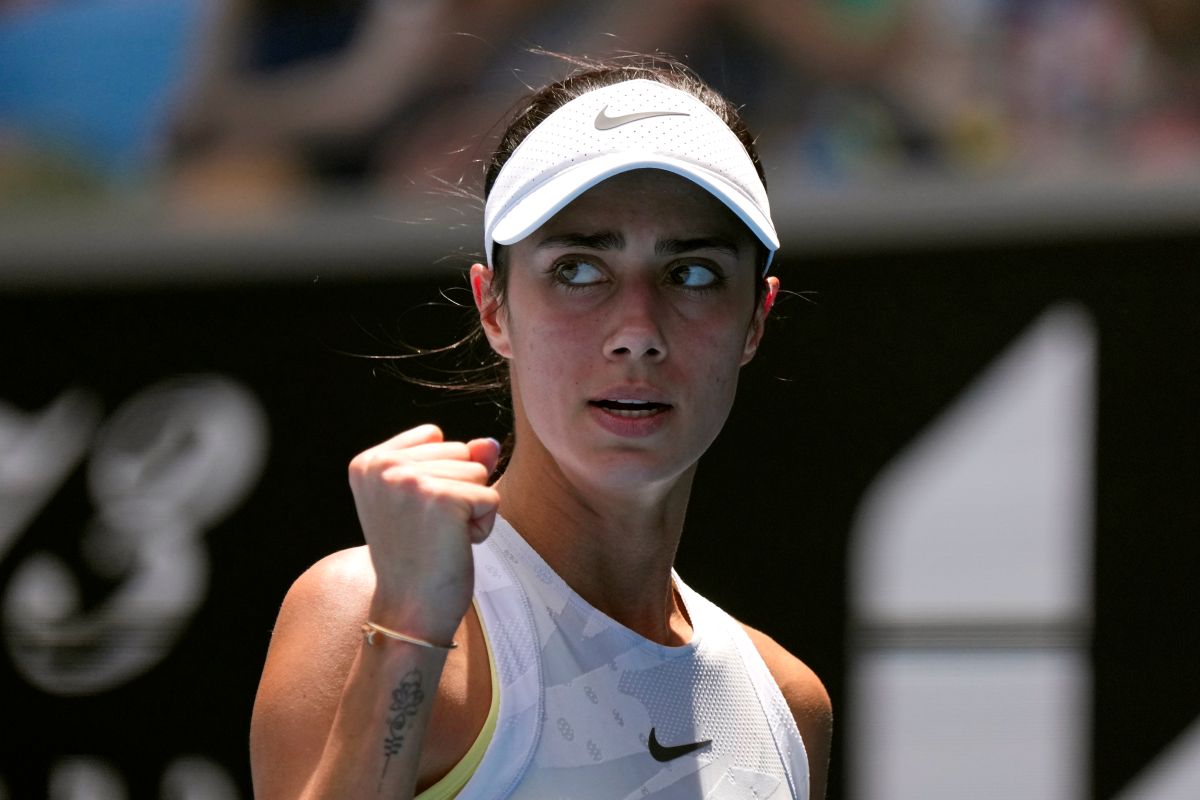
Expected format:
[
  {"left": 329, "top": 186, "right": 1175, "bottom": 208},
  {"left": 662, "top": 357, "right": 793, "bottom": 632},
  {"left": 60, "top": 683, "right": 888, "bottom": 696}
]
[{"left": 589, "top": 399, "right": 672, "bottom": 418}]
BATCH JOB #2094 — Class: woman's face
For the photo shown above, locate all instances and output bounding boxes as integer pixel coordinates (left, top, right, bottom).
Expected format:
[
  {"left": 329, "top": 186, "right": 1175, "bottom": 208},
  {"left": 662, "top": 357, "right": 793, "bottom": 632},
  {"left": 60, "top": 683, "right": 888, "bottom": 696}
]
[{"left": 475, "top": 169, "right": 778, "bottom": 493}]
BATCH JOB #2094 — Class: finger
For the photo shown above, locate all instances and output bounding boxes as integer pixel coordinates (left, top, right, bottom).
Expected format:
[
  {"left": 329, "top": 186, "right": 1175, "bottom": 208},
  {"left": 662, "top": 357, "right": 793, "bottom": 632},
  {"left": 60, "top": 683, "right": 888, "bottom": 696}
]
[
  {"left": 468, "top": 507, "right": 498, "bottom": 544},
  {"left": 377, "top": 423, "right": 444, "bottom": 451},
  {"left": 417, "top": 478, "right": 499, "bottom": 522},
  {"left": 381, "top": 459, "right": 490, "bottom": 485},
  {"left": 382, "top": 441, "right": 472, "bottom": 463},
  {"left": 357, "top": 443, "right": 470, "bottom": 476},
  {"left": 466, "top": 437, "right": 502, "bottom": 475}
]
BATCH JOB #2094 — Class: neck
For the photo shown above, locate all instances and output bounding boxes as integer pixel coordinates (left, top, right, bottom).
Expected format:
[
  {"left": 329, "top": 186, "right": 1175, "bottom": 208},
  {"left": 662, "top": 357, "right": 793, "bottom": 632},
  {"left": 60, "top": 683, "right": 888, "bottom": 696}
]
[{"left": 495, "top": 430, "right": 696, "bottom": 645}]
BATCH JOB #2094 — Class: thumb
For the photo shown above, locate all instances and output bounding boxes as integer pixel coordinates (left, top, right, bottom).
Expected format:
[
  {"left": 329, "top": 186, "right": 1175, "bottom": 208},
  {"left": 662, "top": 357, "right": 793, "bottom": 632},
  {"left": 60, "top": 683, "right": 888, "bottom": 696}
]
[
  {"left": 468, "top": 507, "right": 499, "bottom": 544},
  {"left": 467, "top": 436, "right": 503, "bottom": 477}
]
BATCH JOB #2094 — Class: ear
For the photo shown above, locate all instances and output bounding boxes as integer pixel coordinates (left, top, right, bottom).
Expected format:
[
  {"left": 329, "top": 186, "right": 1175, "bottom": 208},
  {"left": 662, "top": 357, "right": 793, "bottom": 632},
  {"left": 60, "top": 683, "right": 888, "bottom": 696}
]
[
  {"left": 740, "top": 276, "right": 779, "bottom": 365},
  {"left": 471, "top": 263, "right": 512, "bottom": 358}
]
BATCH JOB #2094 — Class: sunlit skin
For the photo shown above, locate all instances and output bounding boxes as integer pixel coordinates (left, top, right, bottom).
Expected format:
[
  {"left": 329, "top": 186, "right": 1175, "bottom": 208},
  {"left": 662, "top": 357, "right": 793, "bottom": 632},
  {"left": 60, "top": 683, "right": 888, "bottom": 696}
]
[
  {"left": 250, "top": 169, "right": 831, "bottom": 800},
  {"left": 471, "top": 169, "right": 779, "bottom": 642}
]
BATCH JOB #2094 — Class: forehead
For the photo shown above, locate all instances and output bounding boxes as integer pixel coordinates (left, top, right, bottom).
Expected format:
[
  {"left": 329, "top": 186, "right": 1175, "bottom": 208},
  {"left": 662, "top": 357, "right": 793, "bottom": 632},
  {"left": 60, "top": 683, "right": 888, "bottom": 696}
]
[{"left": 530, "top": 169, "right": 756, "bottom": 243}]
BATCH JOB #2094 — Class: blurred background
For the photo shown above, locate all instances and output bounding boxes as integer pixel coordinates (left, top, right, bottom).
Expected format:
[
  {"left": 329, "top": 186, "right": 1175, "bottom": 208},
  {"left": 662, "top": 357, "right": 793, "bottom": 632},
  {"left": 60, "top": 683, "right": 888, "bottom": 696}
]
[{"left": 2, "top": 0, "right": 1198, "bottom": 798}]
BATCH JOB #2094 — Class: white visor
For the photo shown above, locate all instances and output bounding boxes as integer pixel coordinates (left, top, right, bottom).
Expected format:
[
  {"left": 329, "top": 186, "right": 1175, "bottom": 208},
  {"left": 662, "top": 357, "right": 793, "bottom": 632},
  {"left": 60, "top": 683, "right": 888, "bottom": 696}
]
[{"left": 484, "top": 78, "right": 778, "bottom": 271}]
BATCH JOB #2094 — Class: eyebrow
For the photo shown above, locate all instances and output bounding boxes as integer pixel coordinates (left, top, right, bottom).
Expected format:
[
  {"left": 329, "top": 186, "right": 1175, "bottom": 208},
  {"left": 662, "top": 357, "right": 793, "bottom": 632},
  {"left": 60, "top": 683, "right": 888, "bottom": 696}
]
[
  {"left": 535, "top": 232, "right": 625, "bottom": 251},
  {"left": 655, "top": 237, "right": 741, "bottom": 257},
  {"left": 534, "top": 232, "right": 740, "bottom": 256}
]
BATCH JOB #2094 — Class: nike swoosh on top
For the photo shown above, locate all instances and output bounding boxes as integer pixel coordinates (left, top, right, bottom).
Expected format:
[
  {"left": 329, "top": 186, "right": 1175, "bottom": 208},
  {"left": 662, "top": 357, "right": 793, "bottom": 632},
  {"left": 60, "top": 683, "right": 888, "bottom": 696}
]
[
  {"left": 594, "top": 107, "right": 690, "bottom": 130},
  {"left": 647, "top": 727, "right": 713, "bottom": 762}
]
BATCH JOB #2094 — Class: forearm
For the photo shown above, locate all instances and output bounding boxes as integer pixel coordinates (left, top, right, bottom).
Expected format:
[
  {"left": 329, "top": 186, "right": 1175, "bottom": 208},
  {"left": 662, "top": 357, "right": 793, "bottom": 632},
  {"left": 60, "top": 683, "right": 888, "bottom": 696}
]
[
  {"left": 291, "top": 642, "right": 448, "bottom": 800},
  {"left": 252, "top": 614, "right": 453, "bottom": 800},
  {"left": 254, "top": 427, "right": 499, "bottom": 799}
]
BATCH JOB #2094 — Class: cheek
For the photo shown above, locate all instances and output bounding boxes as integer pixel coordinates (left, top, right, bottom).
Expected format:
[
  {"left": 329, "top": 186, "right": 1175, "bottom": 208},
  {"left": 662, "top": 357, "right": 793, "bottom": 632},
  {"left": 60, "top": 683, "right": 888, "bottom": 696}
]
[
  {"left": 693, "top": 310, "right": 754, "bottom": 374},
  {"left": 696, "top": 314, "right": 759, "bottom": 412},
  {"left": 513, "top": 312, "right": 585, "bottom": 358},
  {"left": 508, "top": 313, "right": 591, "bottom": 395}
]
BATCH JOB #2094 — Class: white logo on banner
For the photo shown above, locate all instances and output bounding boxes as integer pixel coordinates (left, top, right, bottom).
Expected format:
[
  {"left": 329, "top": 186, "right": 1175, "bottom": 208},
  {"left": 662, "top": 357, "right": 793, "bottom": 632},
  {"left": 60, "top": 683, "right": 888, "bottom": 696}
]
[
  {"left": 849, "top": 303, "right": 1200, "bottom": 799},
  {"left": 850, "top": 305, "right": 1095, "bottom": 799},
  {"left": 0, "top": 374, "right": 267, "bottom": 695},
  {"left": 42, "top": 755, "right": 240, "bottom": 800}
]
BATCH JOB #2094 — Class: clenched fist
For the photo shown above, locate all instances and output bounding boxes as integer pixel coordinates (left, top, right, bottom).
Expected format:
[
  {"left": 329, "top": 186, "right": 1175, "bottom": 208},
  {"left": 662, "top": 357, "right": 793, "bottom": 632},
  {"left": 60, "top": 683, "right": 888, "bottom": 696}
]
[{"left": 348, "top": 424, "right": 501, "bottom": 645}]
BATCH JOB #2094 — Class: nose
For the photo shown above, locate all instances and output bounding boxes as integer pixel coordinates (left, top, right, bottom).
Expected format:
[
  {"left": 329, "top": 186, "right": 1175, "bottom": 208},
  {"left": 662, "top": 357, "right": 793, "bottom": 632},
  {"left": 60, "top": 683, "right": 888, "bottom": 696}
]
[{"left": 602, "top": 283, "right": 668, "bottom": 363}]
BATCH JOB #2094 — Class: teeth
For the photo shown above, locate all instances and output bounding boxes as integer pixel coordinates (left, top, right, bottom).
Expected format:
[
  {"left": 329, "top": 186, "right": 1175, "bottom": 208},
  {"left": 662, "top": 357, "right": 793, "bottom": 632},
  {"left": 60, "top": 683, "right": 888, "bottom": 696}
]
[
  {"left": 596, "top": 400, "right": 667, "bottom": 417},
  {"left": 590, "top": 398, "right": 668, "bottom": 417},
  {"left": 607, "top": 407, "right": 661, "bottom": 417}
]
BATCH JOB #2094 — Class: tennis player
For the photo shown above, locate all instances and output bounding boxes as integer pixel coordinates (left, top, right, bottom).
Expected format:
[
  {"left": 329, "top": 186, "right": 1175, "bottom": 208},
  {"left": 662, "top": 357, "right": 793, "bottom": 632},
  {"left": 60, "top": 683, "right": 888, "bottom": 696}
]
[{"left": 251, "top": 58, "right": 832, "bottom": 800}]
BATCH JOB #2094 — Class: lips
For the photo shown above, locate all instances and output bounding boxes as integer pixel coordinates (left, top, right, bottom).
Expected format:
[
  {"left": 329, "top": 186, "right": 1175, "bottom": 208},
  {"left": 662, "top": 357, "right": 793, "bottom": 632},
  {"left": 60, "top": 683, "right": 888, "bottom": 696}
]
[{"left": 587, "top": 389, "right": 674, "bottom": 436}]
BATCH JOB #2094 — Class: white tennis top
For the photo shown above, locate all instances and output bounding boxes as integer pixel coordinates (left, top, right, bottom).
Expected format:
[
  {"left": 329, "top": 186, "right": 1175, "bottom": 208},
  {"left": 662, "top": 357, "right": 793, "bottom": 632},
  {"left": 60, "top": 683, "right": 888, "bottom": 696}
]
[{"left": 456, "top": 516, "right": 810, "bottom": 799}]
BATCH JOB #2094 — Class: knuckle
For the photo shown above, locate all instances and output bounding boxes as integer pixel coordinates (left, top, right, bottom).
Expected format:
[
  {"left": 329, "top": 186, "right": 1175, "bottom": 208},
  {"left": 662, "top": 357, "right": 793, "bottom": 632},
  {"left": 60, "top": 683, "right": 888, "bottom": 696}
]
[
  {"left": 348, "top": 452, "right": 372, "bottom": 481},
  {"left": 384, "top": 466, "right": 424, "bottom": 493},
  {"left": 420, "top": 423, "right": 444, "bottom": 439},
  {"left": 351, "top": 447, "right": 388, "bottom": 473}
]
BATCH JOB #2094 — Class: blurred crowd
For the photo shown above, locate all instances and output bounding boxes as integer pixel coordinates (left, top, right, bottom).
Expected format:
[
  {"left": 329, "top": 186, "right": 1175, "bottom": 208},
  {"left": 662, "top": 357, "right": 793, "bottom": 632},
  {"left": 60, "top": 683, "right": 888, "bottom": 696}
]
[{"left": 1, "top": 0, "right": 1198, "bottom": 213}]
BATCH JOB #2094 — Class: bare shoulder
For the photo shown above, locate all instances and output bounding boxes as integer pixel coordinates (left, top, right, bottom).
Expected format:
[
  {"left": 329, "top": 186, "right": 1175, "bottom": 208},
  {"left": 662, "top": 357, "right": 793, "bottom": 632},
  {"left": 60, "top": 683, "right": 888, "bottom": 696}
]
[
  {"left": 741, "top": 623, "right": 833, "bottom": 799},
  {"left": 258, "top": 545, "right": 378, "bottom": 698},
  {"left": 741, "top": 623, "right": 831, "bottom": 725},
  {"left": 278, "top": 545, "right": 376, "bottom": 629},
  {"left": 269, "top": 546, "right": 377, "bottom": 677},
  {"left": 250, "top": 547, "right": 376, "bottom": 796},
  {"left": 251, "top": 548, "right": 490, "bottom": 797}
]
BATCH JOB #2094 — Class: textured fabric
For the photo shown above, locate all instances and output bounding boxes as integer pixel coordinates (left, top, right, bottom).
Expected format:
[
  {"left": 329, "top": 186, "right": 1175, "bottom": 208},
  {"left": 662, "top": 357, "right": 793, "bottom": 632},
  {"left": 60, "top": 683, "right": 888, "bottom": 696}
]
[{"left": 457, "top": 516, "right": 810, "bottom": 799}]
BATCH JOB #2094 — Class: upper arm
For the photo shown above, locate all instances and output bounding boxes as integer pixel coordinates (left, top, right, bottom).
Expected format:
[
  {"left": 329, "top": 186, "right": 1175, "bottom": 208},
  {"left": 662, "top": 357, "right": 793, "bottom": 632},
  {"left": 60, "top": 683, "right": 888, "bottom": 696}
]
[
  {"left": 742, "top": 625, "right": 833, "bottom": 800},
  {"left": 250, "top": 547, "right": 374, "bottom": 800}
]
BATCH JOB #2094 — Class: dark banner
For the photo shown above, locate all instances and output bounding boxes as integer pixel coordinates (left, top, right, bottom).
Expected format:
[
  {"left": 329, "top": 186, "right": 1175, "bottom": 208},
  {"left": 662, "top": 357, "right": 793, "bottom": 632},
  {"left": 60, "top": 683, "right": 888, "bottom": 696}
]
[{"left": 2, "top": 232, "right": 1197, "bottom": 798}]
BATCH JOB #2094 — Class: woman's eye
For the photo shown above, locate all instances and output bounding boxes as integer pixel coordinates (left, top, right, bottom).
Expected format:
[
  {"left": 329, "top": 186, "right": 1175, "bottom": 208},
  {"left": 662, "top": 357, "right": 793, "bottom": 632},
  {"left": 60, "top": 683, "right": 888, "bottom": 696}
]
[
  {"left": 554, "top": 260, "right": 605, "bottom": 286},
  {"left": 669, "top": 263, "right": 721, "bottom": 289}
]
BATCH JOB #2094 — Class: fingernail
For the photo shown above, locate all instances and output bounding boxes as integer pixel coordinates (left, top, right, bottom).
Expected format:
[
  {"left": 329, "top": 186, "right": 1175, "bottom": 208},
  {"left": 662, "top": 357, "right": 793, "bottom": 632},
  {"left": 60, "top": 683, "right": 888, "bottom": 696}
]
[{"left": 487, "top": 437, "right": 502, "bottom": 450}]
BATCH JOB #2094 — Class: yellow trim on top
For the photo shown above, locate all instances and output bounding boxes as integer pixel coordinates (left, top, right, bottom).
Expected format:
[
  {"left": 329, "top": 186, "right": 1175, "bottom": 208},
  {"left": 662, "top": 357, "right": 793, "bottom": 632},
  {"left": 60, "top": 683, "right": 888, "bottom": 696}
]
[{"left": 414, "top": 598, "right": 499, "bottom": 800}]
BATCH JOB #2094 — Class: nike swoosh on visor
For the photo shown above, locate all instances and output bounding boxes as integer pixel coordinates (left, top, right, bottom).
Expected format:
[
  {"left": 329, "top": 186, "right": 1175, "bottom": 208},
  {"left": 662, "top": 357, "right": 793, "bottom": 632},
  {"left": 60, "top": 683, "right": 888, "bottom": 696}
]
[{"left": 594, "top": 107, "right": 690, "bottom": 130}]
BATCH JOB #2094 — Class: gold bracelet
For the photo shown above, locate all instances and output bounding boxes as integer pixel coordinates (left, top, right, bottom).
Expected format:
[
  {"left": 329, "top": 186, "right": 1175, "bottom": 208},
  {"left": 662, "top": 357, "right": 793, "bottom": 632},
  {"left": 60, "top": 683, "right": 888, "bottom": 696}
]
[{"left": 361, "top": 621, "right": 457, "bottom": 650}]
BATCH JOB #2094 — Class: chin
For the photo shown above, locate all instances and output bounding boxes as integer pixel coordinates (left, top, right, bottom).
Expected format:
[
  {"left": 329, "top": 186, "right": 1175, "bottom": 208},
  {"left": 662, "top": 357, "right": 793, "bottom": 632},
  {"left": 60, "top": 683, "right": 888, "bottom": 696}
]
[{"left": 565, "top": 444, "right": 699, "bottom": 496}]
